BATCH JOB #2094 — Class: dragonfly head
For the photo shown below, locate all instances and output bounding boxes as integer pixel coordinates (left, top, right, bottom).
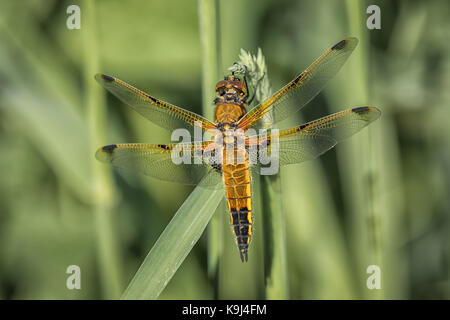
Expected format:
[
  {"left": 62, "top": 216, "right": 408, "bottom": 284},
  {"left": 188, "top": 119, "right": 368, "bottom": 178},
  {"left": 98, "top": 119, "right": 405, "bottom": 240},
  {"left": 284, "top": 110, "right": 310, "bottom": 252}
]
[{"left": 214, "top": 75, "right": 248, "bottom": 105}]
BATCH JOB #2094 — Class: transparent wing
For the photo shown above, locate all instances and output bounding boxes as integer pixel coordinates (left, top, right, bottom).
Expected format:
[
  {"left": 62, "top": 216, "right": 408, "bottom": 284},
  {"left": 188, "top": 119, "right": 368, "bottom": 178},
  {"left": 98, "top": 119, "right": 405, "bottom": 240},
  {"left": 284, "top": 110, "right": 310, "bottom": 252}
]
[
  {"left": 95, "top": 142, "right": 223, "bottom": 188},
  {"left": 247, "top": 106, "right": 381, "bottom": 166},
  {"left": 238, "top": 38, "right": 359, "bottom": 130},
  {"left": 95, "top": 74, "right": 216, "bottom": 135}
]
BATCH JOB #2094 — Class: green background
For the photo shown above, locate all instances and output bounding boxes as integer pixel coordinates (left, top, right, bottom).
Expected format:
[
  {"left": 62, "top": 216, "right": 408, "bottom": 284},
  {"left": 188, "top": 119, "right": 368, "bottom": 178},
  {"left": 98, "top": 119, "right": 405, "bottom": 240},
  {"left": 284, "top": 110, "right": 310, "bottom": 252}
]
[{"left": 0, "top": 0, "right": 449, "bottom": 299}]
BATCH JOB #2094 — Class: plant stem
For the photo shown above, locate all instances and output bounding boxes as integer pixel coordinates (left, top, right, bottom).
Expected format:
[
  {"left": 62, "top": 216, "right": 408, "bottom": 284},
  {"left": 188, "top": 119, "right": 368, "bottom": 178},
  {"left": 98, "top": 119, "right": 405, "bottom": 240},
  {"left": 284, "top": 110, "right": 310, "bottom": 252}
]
[
  {"left": 261, "top": 174, "right": 289, "bottom": 299},
  {"left": 343, "top": 0, "right": 383, "bottom": 298},
  {"left": 198, "top": 0, "right": 223, "bottom": 297},
  {"left": 82, "top": 0, "right": 122, "bottom": 299}
]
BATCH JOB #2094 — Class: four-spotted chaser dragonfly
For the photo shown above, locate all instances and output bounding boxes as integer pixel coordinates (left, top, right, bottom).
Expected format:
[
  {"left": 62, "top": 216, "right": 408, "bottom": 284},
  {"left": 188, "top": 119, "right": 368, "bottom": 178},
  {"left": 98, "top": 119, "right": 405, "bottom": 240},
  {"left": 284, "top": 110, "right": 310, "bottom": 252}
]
[{"left": 95, "top": 37, "right": 381, "bottom": 262}]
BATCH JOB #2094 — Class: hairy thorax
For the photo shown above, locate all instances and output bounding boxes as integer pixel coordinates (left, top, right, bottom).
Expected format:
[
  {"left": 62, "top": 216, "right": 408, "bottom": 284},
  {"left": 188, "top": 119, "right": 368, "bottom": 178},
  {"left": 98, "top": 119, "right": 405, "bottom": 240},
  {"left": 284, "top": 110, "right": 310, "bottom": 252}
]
[{"left": 214, "top": 103, "right": 246, "bottom": 124}]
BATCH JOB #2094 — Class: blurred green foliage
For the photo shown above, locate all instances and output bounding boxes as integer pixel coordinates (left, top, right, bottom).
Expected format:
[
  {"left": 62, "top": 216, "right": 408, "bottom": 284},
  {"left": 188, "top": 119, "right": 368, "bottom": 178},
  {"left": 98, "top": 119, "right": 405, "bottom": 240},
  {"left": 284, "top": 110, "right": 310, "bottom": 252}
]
[{"left": 0, "top": 0, "right": 449, "bottom": 299}]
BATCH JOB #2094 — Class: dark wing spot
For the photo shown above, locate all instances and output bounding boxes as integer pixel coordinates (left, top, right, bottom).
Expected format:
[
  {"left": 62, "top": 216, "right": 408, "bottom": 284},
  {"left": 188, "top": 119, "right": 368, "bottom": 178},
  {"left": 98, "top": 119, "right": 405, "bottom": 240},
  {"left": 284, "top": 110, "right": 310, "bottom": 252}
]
[
  {"left": 289, "top": 73, "right": 303, "bottom": 88},
  {"left": 148, "top": 95, "right": 160, "bottom": 105},
  {"left": 352, "top": 106, "right": 370, "bottom": 114},
  {"left": 100, "top": 74, "right": 115, "bottom": 82},
  {"left": 102, "top": 144, "right": 117, "bottom": 153},
  {"left": 297, "top": 123, "right": 309, "bottom": 131},
  {"left": 158, "top": 144, "right": 169, "bottom": 150},
  {"left": 331, "top": 39, "right": 347, "bottom": 50}
]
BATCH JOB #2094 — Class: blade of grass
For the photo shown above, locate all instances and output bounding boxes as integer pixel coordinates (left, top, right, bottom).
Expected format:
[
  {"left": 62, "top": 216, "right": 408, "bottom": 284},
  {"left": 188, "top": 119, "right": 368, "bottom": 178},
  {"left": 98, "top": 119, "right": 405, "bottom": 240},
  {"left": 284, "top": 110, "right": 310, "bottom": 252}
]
[
  {"left": 207, "top": 200, "right": 225, "bottom": 298},
  {"left": 323, "top": 0, "right": 406, "bottom": 298},
  {"left": 198, "top": 0, "right": 223, "bottom": 295},
  {"left": 280, "top": 5, "right": 359, "bottom": 296},
  {"left": 121, "top": 185, "right": 223, "bottom": 300},
  {"left": 345, "top": 0, "right": 394, "bottom": 299},
  {"left": 82, "top": 0, "right": 122, "bottom": 299},
  {"left": 342, "top": 0, "right": 379, "bottom": 298}
]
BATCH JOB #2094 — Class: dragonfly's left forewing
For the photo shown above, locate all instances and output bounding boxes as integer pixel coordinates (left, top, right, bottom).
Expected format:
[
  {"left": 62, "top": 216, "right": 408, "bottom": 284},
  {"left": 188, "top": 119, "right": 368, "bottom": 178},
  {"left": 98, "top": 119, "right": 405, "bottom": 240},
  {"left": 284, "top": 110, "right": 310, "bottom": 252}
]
[
  {"left": 96, "top": 142, "right": 223, "bottom": 188},
  {"left": 95, "top": 74, "right": 216, "bottom": 135}
]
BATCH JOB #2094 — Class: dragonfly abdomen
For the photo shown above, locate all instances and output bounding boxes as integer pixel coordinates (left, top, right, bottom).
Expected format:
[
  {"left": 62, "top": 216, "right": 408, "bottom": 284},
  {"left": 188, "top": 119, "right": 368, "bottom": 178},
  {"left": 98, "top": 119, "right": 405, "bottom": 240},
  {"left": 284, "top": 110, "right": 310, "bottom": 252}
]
[{"left": 222, "top": 152, "right": 253, "bottom": 262}]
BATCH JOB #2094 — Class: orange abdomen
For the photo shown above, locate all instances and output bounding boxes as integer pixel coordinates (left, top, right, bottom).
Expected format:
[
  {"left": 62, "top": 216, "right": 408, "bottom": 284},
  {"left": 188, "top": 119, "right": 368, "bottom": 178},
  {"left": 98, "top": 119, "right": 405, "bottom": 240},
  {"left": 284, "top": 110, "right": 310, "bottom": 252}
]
[{"left": 222, "top": 148, "right": 253, "bottom": 262}]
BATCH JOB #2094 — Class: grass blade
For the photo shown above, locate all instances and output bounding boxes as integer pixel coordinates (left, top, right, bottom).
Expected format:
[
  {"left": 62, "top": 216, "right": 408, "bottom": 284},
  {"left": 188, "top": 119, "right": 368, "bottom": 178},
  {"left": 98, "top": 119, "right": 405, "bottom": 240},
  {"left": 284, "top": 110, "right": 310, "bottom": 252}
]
[{"left": 121, "top": 185, "right": 223, "bottom": 300}]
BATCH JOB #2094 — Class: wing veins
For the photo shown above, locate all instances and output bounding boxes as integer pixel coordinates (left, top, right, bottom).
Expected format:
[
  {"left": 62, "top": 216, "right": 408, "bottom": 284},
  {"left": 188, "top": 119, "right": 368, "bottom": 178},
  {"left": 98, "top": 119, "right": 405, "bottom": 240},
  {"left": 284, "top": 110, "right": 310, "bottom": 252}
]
[{"left": 238, "top": 38, "right": 359, "bottom": 130}]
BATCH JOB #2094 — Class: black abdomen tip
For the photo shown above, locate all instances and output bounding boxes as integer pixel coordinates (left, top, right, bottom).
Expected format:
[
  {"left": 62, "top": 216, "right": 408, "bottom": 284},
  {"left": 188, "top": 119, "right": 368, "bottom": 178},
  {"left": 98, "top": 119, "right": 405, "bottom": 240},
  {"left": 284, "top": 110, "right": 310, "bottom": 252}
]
[
  {"left": 331, "top": 39, "right": 347, "bottom": 50},
  {"left": 239, "top": 249, "right": 248, "bottom": 262}
]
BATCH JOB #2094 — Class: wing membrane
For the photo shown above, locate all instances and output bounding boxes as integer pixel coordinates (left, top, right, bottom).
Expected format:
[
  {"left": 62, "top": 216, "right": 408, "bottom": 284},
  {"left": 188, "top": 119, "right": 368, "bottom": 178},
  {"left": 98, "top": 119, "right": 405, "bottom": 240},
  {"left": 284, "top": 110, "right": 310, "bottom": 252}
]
[
  {"left": 95, "top": 74, "right": 216, "bottom": 134},
  {"left": 238, "top": 38, "right": 359, "bottom": 130},
  {"left": 248, "top": 106, "right": 381, "bottom": 165},
  {"left": 96, "top": 142, "right": 223, "bottom": 188}
]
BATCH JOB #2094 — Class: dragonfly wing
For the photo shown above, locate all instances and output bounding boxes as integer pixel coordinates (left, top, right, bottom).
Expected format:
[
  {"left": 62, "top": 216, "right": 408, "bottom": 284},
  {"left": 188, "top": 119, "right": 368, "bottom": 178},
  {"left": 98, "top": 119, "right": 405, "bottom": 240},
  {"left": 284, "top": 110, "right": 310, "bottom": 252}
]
[
  {"left": 238, "top": 38, "right": 359, "bottom": 130},
  {"left": 95, "top": 142, "right": 223, "bottom": 188},
  {"left": 247, "top": 106, "right": 381, "bottom": 166},
  {"left": 95, "top": 74, "right": 216, "bottom": 134}
]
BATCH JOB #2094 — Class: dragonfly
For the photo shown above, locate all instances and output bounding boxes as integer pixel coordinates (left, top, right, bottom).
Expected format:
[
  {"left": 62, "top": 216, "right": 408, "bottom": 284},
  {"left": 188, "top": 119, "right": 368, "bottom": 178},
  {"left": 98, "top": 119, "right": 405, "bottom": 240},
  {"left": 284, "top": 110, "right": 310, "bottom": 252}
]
[{"left": 95, "top": 37, "right": 381, "bottom": 262}]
